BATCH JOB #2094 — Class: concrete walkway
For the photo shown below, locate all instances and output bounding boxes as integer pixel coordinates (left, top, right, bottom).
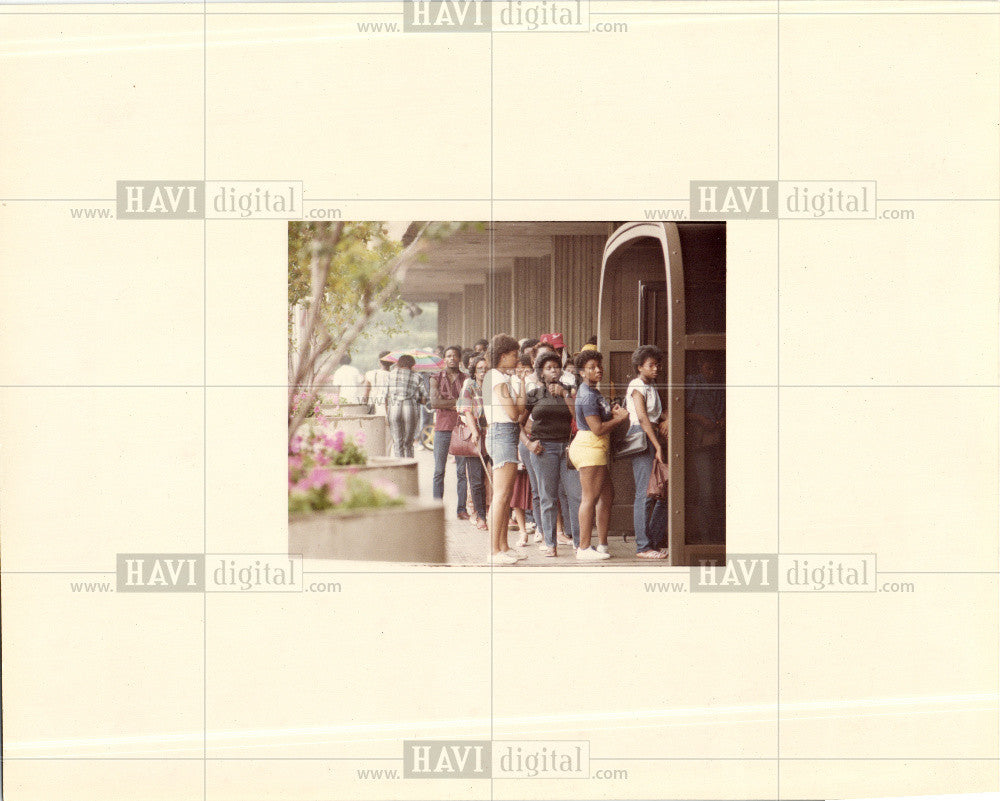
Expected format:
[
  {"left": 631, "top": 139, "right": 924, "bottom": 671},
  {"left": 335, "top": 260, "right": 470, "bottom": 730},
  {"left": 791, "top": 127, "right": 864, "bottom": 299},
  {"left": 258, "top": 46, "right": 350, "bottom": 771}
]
[{"left": 413, "top": 444, "right": 672, "bottom": 568}]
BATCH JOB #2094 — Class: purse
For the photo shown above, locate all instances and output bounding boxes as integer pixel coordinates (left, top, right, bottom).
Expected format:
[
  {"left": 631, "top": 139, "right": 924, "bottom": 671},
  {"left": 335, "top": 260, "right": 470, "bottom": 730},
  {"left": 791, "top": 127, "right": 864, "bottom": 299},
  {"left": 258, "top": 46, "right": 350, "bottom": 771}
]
[
  {"left": 612, "top": 425, "right": 647, "bottom": 460},
  {"left": 448, "top": 420, "right": 481, "bottom": 459},
  {"left": 647, "top": 459, "right": 669, "bottom": 500}
]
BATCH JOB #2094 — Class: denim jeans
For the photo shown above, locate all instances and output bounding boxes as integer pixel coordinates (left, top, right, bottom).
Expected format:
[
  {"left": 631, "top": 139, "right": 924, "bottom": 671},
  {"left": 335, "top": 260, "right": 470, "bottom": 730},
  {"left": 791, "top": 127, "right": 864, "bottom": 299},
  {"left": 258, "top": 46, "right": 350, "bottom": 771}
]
[
  {"left": 517, "top": 441, "right": 542, "bottom": 528},
  {"left": 461, "top": 453, "right": 487, "bottom": 519},
  {"left": 432, "top": 430, "right": 468, "bottom": 514},
  {"left": 530, "top": 441, "right": 582, "bottom": 548},
  {"left": 631, "top": 432, "right": 669, "bottom": 553}
]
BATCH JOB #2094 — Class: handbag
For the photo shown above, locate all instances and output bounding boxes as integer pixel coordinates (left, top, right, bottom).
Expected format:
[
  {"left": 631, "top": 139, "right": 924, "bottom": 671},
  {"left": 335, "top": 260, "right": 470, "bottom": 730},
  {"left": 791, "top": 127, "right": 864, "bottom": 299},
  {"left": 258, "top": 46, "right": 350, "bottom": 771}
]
[
  {"left": 647, "top": 459, "right": 669, "bottom": 500},
  {"left": 448, "top": 420, "right": 482, "bottom": 459},
  {"left": 612, "top": 425, "right": 647, "bottom": 460}
]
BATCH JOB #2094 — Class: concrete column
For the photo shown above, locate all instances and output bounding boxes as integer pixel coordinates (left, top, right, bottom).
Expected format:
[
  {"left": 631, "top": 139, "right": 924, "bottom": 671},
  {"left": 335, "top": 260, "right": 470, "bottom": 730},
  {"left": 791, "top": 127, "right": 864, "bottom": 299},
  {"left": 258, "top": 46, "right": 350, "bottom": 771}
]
[
  {"left": 463, "top": 284, "right": 485, "bottom": 344},
  {"left": 551, "top": 235, "right": 604, "bottom": 354}
]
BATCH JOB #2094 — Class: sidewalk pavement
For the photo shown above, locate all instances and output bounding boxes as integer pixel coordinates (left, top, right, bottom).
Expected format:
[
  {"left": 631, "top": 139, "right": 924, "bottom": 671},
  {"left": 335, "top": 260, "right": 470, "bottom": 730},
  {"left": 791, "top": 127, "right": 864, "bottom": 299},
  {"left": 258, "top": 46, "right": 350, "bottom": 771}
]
[{"left": 413, "top": 443, "right": 671, "bottom": 567}]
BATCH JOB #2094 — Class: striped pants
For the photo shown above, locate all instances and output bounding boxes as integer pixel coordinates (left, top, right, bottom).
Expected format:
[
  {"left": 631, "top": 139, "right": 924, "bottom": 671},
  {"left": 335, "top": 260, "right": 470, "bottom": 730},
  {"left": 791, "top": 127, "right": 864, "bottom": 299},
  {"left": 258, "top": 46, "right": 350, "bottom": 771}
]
[{"left": 388, "top": 400, "right": 419, "bottom": 458}]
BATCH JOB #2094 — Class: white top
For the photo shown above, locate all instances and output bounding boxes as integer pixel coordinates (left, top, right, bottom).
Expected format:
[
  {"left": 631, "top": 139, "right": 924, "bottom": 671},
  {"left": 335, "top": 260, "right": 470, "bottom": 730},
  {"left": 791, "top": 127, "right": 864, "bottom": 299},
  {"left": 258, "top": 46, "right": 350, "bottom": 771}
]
[
  {"left": 364, "top": 368, "right": 390, "bottom": 416},
  {"left": 626, "top": 377, "right": 662, "bottom": 426},
  {"left": 332, "top": 364, "right": 364, "bottom": 404},
  {"left": 484, "top": 368, "right": 518, "bottom": 426}
]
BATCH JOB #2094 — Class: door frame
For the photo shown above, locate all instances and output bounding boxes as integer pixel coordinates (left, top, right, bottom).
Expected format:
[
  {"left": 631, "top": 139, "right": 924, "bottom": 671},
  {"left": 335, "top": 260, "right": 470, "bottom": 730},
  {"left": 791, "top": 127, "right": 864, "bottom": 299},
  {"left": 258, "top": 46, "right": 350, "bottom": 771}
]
[{"left": 598, "top": 222, "right": 726, "bottom": 566}]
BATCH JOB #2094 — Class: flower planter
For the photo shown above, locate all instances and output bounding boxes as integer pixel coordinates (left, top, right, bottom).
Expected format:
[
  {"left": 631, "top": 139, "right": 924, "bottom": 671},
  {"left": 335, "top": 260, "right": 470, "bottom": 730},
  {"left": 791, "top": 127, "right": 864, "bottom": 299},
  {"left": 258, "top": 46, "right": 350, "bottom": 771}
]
[
  {"left": 289, "top": 499, "right": 446, "bottom": 562},
  {"left": 327, "top": 457, "right": 419, "bottom": 496},
  {"left": 319, "top": 402, "right": 368, "bottom": 417},
  {"left": 299, "top": 415, "right": 388, "bottom": 458}
]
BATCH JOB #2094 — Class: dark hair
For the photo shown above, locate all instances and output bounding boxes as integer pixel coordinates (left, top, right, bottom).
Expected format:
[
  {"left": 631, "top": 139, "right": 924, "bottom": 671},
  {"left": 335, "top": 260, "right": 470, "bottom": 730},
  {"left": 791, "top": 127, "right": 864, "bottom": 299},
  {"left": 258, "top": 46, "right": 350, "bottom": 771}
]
[
  {"left": 468, "top": 354, "right": 487, "bottom": 377},
  {"left": 340, "top": 352, "right": 352, "bottom": 366},
  {"left": 534, "top": 351, "right": 562, "bottom": 374},
  {"left": 586, "top": 335, "right": 598, "bottom": 346},
  {"left": 520, "top": 338, "right": 540, "bottom": 354},
  {"left": 396, "top": 354, "right": 416, "bottom": 370},
  {"left": 574, "top": 349, "right": 602, "bottom": 372},
  {"left": 474, "top": 338, "right": 489, "bottom": 349},
  {"left": 486, "top": 333, "right": 520, "bottom": 369},
  {"left": 631, "top": 345, "right": 663, "bottom": 372},
  {"left": 517, "top": 354, "right": 533, "bottom": 368},
  {"left": 444, "top": 344, "right": 463, "bottom": 359}
]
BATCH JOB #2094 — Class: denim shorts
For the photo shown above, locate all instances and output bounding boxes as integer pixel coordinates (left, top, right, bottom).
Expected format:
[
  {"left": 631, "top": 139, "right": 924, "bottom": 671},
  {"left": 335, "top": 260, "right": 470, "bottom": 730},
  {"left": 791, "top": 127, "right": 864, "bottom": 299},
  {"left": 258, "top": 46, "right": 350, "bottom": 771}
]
[{"left": 486, "top": 421, "right": 520, "bottom": 468}]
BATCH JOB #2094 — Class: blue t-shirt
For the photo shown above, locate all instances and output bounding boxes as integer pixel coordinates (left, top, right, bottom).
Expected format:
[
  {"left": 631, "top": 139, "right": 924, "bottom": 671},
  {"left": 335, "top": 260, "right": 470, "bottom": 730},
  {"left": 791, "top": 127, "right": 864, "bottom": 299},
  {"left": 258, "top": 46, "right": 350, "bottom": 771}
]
[{"left": 575, "top": 382, "right": 611, "bottom": 432}]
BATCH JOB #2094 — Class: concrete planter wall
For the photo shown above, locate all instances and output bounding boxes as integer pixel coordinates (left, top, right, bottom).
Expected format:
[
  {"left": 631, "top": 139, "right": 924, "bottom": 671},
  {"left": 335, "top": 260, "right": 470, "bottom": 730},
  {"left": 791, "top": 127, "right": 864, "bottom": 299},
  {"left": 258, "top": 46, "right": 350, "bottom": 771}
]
[
  {"left": 299, "top": 415, "right": 388, "bottom": 458},
  {"left": 329, "top": 457, "right": 419, "bottom": 496},
  {"left": 320, "top": 402, "right": 368, "bottom": 417},
  {"left": 289, "top": 499, "right": 445, "bottom": 563}
]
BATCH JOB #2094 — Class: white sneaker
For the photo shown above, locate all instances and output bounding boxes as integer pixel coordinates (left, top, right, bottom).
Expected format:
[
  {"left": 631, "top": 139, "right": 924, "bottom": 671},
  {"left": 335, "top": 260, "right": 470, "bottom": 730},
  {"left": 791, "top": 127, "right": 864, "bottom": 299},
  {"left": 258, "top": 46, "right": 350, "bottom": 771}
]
[
  {"left": 576, "top": 547, "right": 611, "bottom": 561},
  {"left": 596, "top": 544, "right": 610, "bottom": 555},
  {"left": 507, "top": 549, "right": 527, "bottom": 561},
  {"left": 489, "top": 552, "right": 517, "bottom": 565},
  {"left": 533, "top": 531, "right": 544, "bottom": 543},
  {"left": 525, "top": 522, "right": 537, "bottom": 534}
]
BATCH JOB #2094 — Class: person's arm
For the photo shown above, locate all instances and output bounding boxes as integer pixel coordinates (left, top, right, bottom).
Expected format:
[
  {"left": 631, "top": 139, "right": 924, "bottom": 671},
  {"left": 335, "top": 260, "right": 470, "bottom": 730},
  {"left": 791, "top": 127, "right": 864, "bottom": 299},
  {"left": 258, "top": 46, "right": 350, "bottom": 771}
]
[
  {"left": 430, "top": 375, "right": 457, "bottom": 411},
  {"left": 632, "top": 387, "right": 664, "bottom": 463},
  {"left": 496, "top": 380, "right": 520, "bottom": 420},
  {"left": 584, "top": 408, "right": 628, "bottom": 437},
  {"left": 361, "top": 376, "right": 372, "bottom": 405}
]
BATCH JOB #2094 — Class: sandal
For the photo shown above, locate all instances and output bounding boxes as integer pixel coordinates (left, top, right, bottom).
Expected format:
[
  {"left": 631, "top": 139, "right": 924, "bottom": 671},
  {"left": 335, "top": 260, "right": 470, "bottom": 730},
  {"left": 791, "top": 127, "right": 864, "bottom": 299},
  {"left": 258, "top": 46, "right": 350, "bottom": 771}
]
[
  {"left": 637, "top": 550, "right": 667, "bottom": 559},
  {"left": 475, "top": 518, "right": 488, "bottom": 531},
  {"left": 515, "top": 534, "right": 529, "bottom": 547}
]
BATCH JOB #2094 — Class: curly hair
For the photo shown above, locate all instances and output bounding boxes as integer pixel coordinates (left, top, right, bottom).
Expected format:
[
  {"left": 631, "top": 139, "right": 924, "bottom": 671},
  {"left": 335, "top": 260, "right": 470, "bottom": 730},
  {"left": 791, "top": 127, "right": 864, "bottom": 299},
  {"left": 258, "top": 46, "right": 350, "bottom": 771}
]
[
  {"left": 486, "top": 333, "right": 520, "bottom": 369},
  {"left": 534, "top": 350, "right": 562, "bottom": 374},
  {"left": 631, "top": 345, "right": 663, "bottom": 372},
  {"left": 574, "top": 349, "right": 602, "bottom": 372}
]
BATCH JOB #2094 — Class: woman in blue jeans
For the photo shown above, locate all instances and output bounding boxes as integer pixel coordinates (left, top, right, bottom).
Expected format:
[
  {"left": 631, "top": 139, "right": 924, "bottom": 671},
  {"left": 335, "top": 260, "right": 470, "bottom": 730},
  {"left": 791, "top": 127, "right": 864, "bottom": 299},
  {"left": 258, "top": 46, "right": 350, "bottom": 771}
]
[
  {"left": 525, "top": 351, "right": 582, "bottom": 557},
  {"left": 626, "top": 345, "right": 670, "bottom": 558}
]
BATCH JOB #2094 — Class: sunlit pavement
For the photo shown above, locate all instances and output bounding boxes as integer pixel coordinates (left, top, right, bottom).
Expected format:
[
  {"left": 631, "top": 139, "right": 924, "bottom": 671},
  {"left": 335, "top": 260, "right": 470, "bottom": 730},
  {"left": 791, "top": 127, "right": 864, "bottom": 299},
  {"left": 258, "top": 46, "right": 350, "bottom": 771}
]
[{"left": 411, "top": 443, "right": 673, "bottom": 568}]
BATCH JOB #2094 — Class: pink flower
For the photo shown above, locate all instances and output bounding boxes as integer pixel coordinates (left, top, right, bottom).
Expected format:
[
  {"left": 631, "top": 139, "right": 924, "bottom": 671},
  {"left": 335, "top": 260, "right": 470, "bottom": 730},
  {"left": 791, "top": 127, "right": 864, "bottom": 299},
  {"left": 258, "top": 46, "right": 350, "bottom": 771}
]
[
  {"left": 288, "top": 454, "right": 303, "bottom": 470},
  {"left": 354, "top": 430, "right": 367, "bottom": 446},
  {"left": 289, "top": 436, "right": 303, "bottom": 455},
  {"left": 331, "top": 429, "right": 346, "bottom": 453},
  {"left": 329, "top": 474, "right": 347, "bottom": 506},
  {"left": 305, "top": 466, "right": 333, "bottom": 491}
]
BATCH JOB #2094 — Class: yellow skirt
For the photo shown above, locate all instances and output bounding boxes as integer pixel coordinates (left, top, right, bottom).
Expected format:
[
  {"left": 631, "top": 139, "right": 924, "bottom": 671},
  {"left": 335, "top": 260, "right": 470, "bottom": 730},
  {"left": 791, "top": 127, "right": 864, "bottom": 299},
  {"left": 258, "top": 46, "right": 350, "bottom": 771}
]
[{"left": 568, "top": 429, "right": 610, "bottom": 468}]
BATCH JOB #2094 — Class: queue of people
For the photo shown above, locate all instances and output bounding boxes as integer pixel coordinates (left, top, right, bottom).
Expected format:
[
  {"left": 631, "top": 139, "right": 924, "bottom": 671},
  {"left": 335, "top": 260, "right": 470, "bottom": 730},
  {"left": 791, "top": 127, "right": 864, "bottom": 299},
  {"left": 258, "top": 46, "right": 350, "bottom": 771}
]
[
  {"left": 436, "top": 334, "right": 676, "bottom": 564},
  {"left": 354, "top": 333, "right": 722, "bottom": 563}
]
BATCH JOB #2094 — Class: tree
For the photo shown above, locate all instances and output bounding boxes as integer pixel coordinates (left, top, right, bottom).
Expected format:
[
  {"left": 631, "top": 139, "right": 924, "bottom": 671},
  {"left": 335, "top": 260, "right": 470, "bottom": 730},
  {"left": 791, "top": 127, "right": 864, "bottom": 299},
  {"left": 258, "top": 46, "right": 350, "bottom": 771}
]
[
  {"left": 288, "top": 221, "right": 405, "bottom": 385},
  {"left": 287, "top": 221, "right": 479, "bottom": 446}
]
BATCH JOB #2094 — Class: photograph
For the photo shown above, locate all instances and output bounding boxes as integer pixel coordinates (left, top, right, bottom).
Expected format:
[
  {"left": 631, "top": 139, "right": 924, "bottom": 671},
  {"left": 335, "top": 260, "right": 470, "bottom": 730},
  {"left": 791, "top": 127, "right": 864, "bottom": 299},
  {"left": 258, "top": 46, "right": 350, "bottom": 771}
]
[{"left": 288, "top": 220, "right": 725, "bottom": 566}]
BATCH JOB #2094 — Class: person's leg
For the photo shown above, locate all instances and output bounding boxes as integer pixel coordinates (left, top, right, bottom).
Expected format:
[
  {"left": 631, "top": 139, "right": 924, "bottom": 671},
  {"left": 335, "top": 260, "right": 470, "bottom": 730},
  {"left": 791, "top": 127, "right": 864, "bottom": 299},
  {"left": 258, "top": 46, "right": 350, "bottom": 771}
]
[
  {"left": 648, "top": 497, "right": 669, "bottom": 551},
  {"left": 455, "top": 454, "right": 469, "bottom": 516},
  {"left": 388, "top": 403, "right": 404, "bottom": 459},
  {"left": 466, "top": 455, "right": 487, "bottom": 520},
  {"left": 631, "top": 448, "right": 655, "bottom": 553},
  {"left": 513, "top": 507, "right": 527, "bottom": 545},
  {"left": 577, "top": 465, "right": 602, "bottom": 550},
  {"left": 432, "top": 430, "right": 450, "bottom": 500},
  {"left": 519, "top": 442, "right": 542, "bottom": 530},
  {"left": 405, "top": 402, "right": 420, "bottom": 458},
  {"left": 560, "top": 453, "right": 583, "bottom": 548},
  {"left": 595, "top": 466, "right": 614, "bottom": 547},
  {"left": 531, "top": 444, "right": 560, "bottom": 548},
  {"left": 491, "top": 461, "right": 518, "bottom": 555}
]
